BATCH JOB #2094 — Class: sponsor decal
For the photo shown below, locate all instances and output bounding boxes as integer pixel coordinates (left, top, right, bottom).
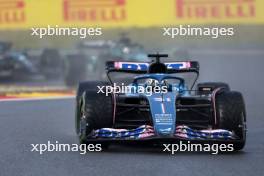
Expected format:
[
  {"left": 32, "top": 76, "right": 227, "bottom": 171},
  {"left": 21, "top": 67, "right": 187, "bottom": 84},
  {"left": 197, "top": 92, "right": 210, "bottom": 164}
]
[
  {"left": 114, "top": 62, "right": 149, "bottom": 71},
  {"left": 63, "top": 0, "right": 126, "bottom": 22},
  {"left": 166, "top": 62, "right": 191, "bottom": 69},
  {"left": 154, "top": 114, "right": 173, "bottom": 125},
  {"left": 0, "top": 0, "right": 26, "bottom": 24},
  {"left": 154, "top": 97, "right": 171, "bottom": 102},
  {"left": 114, "top": 62, "right": 191, "bottom": 71},
  {"left": 175, "top": 0, "right": 255, "bottom": 19}
]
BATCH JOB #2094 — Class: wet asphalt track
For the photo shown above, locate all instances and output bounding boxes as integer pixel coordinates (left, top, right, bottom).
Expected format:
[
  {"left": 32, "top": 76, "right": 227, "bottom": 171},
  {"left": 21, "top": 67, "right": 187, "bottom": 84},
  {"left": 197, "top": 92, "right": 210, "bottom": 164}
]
[{"left": 0, "top": 50, "right": 264, "bottom": 176}]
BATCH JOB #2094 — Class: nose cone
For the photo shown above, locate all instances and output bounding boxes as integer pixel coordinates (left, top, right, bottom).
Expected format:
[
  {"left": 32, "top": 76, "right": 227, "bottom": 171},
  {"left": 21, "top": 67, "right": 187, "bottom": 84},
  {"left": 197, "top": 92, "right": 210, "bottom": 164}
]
[{"left": 146, "top": 92, "right": 177, "bottom": 136}]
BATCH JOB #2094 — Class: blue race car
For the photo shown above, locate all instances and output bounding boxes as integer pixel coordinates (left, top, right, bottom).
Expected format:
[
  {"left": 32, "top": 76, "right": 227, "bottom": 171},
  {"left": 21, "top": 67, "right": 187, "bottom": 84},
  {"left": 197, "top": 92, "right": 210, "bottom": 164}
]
[{"left": 75, "top": 54, "right": 246, "bottom": 151}]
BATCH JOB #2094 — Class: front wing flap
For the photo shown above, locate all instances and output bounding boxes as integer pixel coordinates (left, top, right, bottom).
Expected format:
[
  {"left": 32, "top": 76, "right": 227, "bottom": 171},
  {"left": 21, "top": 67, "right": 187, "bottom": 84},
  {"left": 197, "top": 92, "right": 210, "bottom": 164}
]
[{"left": 87, "top": 125, "right": 238, "bottom": 142}]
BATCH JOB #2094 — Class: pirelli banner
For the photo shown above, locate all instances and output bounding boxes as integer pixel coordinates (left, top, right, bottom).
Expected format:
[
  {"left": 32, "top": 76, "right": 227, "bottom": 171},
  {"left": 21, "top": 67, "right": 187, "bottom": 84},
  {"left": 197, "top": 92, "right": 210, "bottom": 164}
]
[{"left": 0, "top": 0, "right": 264, "bottom": 29}]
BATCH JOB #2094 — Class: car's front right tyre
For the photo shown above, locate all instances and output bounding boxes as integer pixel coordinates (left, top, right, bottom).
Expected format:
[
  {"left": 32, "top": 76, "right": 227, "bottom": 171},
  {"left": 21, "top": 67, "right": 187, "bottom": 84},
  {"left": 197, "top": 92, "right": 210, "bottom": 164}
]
[{"left": 77, "top": 89, "right": 113, "bottom": 148}]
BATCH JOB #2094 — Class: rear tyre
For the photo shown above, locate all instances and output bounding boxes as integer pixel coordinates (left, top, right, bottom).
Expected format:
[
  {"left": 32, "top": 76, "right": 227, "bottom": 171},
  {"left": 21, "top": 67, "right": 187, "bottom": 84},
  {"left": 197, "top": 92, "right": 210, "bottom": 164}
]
[
  {"left": 78, "top": 89, "right": 113, "bottom": 148},
  {"left": 40, "top": 49, "right": 64, "bottom": 80},
  {"left": 215, "top": 91, "right": 247, "bottom": 151},
  {"left": 197, "top": 82, "right": 230, "bottom": 94}
]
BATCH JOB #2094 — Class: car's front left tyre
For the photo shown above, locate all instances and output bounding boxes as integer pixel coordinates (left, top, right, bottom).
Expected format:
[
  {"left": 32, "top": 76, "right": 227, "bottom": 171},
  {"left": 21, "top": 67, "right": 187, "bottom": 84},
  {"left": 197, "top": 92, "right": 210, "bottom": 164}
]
[{"left": 215, "top": 91, "right": 247, "bottom": 151}]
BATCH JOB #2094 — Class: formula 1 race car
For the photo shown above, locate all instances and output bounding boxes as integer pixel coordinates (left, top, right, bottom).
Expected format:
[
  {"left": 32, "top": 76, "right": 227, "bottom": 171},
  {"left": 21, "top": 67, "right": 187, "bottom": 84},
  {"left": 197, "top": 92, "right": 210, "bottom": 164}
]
[
  {"left": 75, "top": 53, "right": 247, "bottom": 151},
  {"left": 0, "top": 41, "right": 64, "bottom": 80},
  {"left": 0, "top": 41, "right": 38, "bottom": 79}
]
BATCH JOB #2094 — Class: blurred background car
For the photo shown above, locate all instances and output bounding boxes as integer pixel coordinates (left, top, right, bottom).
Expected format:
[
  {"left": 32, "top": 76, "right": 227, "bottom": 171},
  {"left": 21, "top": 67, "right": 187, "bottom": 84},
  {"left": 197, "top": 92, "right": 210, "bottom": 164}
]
[
  {"left": 0, "top": 41, "right": 38, "bottom": 80},
  {"left": 63, "top": 34, "right": 149, "bottom": 87}
]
